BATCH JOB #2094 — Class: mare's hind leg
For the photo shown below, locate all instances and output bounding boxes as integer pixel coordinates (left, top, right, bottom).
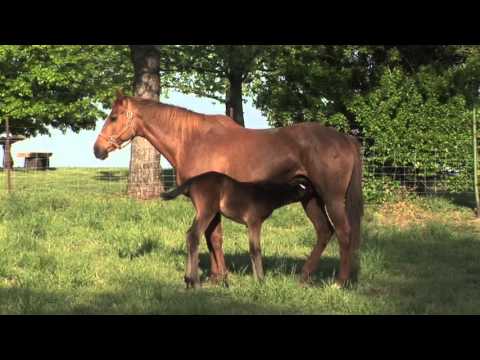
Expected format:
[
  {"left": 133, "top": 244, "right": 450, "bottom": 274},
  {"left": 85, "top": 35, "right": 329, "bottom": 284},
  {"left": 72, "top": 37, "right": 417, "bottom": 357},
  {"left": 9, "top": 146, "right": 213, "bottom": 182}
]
[
  {"left": 323, "top": 197, "right": 352, "bottom": 286},
  {"left": 300, "top": 196, "right": 334, "bottom": 284},
  {"left": 247, "top": 221, "right": 264, "bottom": 282},
  {"left": 185, "top": 211, "right": 217, "bottom": 289},
  {"left": 205, "top": 213, "right": 229, "bottom": 287}
]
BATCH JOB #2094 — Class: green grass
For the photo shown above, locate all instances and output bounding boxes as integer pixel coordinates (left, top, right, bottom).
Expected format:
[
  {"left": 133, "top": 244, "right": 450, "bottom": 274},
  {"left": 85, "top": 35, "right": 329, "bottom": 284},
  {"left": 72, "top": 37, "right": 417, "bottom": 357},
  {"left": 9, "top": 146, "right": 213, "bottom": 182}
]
[{"left": 0, "top": 168, "right": 479, "bottom": 314}]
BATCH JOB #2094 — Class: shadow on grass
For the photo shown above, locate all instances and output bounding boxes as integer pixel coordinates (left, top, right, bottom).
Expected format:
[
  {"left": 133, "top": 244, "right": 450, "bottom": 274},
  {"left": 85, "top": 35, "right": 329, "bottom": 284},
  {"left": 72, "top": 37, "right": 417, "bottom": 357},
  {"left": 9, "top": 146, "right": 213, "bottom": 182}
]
[
  {"left": 166, "top": 247, "right": 340, "bottom": 285},
  {"left": 118, "top": 239, "right": 159, "bottom": 260},
  {"left": 0, "top": 167, "right": 58, "bottom": 172},
  {"left": 94, "top": 171, "right": 128, "bottom": 182},
  {"left": 3, "top": 217, "right": 480, "bottom": 314},
  {"left": 359, "top": 222, "right": 480, "bottom": 314},
  {"left": 0, "top": 280, "right": 297, "bottom": 315},
  {"left": 436, "top": 192, "right": 476, "bottom": 210}
]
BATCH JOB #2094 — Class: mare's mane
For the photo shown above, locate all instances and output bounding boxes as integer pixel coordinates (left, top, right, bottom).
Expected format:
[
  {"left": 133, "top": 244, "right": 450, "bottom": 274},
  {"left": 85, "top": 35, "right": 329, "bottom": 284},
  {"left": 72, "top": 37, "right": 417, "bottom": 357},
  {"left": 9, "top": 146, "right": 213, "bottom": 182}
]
[{"left": 128, "top": 96, "right": 216, "bottom": 117}]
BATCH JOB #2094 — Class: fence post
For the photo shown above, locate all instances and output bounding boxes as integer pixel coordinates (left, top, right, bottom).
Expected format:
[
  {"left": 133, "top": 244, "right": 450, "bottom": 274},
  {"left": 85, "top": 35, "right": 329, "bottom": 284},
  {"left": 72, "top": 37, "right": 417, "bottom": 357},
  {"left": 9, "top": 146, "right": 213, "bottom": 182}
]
[
  {"left": 474, "top": 108, "right": 479, "bottom": 218},
  {"left": 5, "top": 118, "right": 12, "bottom": 193}
]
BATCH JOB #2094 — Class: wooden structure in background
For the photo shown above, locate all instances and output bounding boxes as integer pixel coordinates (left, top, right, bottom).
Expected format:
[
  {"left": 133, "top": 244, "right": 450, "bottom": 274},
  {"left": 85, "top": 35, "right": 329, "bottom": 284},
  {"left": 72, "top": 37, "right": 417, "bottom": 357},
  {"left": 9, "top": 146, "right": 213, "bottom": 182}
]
[{"left": 17, "top": 152, "right": 52, "bottom": 170}]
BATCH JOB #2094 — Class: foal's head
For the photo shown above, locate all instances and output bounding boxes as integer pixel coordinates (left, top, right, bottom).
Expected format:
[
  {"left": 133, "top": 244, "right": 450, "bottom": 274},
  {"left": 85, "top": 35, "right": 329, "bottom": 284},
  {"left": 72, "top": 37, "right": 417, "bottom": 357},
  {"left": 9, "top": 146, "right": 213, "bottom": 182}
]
[{"left": 93, "top": 90, "right": 140, "bottom": 160}]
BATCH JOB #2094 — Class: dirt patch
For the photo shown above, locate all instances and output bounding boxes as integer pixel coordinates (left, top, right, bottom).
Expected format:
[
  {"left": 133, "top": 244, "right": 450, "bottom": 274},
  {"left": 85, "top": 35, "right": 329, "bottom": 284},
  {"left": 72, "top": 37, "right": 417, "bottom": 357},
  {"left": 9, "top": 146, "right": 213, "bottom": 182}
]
[
  {"left": 373, "top": 201, "right": 470, "bottom": 229},
  {"left": 468, "top": 217, "right": 480, "bottom": 234},
  {"left": 1, "top": 275, "right": 18, "bottom": 287}
]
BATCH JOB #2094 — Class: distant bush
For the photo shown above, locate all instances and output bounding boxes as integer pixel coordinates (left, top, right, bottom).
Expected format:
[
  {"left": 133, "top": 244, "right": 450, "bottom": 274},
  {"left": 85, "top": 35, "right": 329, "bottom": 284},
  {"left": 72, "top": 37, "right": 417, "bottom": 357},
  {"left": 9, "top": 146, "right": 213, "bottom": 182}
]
[{"left": 349, "top": 67, "right": 473, "bottom": 196}]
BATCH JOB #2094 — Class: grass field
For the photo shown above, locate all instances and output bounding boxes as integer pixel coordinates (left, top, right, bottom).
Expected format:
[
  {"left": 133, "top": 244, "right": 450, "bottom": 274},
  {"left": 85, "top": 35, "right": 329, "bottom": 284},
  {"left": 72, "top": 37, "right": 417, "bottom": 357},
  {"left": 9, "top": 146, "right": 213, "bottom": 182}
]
[{"left": 0, "top": 168, "right": 479, "bottom": 314}]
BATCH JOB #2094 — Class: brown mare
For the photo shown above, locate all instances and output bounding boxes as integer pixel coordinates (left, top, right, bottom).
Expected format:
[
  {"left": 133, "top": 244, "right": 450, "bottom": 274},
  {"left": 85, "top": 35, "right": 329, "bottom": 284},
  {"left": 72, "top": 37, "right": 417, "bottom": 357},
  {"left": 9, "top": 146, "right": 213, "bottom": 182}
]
[
  {"left": 161, "top": 172, "right": 314, "bottom": 288},
  {"left": 93, "top": 92, "right": 364, "bottom": 287}
]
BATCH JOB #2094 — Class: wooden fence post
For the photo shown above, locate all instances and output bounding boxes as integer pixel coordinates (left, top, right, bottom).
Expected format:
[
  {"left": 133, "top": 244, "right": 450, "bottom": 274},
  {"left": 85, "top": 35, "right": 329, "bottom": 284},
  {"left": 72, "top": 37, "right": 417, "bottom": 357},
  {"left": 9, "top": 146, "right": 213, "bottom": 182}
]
[
  {"left": 5, "top": 118, "right": 12, "bottom": 193},
  {"left": 474, "top": 108, "right": 479, "bottom": 218}
]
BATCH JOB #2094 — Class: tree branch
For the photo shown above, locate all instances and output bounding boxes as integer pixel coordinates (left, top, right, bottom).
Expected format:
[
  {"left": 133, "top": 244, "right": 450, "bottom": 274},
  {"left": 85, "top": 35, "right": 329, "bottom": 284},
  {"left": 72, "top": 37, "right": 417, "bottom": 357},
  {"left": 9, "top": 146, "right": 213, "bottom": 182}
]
[
  {"left": 163, "top": 85, "right": 225, "bottom": 103},
  {"left": 155, "top": 45, "right": 226, "bottom": 75}
]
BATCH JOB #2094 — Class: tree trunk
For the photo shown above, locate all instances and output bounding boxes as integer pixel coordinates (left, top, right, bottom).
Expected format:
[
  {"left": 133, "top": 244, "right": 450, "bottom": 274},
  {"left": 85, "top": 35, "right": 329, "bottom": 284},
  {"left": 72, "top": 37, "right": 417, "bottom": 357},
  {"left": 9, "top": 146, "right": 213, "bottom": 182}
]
[
  {"left": 127, "top": 45, "right": 164, "bottom": 200},
  {"left": 225, "top": 72, "right": 245, "bottom": 127}
]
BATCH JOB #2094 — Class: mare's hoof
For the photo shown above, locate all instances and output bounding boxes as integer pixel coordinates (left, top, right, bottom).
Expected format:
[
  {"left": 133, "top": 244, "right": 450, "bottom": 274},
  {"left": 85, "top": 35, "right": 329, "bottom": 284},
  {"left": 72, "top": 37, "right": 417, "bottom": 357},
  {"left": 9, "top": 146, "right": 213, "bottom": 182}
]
[
  {"left": 299, "top": 274, "right": 314, "bottom": 287},
  {"left": 208, "top": 274, "right": 222, "bottom": 284},
  {"left": 332, "top": 278, "right": 351, "bottom": 289},
  {"left": 330, "top": 282, "right": 343, "bottom": 290},
  {"left": 209, "top": 274, "right": 229, "bottom": 288}
]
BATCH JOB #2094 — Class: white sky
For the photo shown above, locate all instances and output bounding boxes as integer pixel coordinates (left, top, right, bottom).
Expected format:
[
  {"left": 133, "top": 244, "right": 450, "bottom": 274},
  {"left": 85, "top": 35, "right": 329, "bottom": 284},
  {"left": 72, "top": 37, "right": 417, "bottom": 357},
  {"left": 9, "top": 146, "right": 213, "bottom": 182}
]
[{"left": 3, "top": 91, "right": 270, "bottom": 169}]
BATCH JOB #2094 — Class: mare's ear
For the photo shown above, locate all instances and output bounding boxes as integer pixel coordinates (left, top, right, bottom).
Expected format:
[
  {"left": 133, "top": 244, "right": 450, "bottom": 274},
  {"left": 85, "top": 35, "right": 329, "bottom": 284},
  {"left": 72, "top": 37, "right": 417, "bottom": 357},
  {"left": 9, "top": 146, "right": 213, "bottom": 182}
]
[
  {"left": 116, "top": 89, "right": 125, "bottom": 100},
  {"left": 114, "top": 89, "right": 127, "bottom": 107}
]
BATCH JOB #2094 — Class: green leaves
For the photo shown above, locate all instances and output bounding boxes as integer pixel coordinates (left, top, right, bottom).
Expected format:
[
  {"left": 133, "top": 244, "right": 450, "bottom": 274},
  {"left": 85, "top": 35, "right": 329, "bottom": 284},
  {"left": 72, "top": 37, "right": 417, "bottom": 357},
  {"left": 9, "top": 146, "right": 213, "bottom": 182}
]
[
  {"left": 252, "top": 45, "right": 358, "bottom": 129},
  {"left": 0, "top": 45, "right": 132, "bottom": 137},
  {"left": 349, "top": 66, "right": 472, "bottom": 192},
  {"left": 247, "top": 45, "right": 476, "bottom": 193}
]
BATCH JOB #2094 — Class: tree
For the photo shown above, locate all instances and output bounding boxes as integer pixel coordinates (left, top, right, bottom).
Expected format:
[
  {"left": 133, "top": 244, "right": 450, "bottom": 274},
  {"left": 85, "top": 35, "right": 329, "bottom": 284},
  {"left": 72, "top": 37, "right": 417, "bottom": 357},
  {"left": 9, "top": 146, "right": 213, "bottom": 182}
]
[
  {"left": 247, "top": 45, "right": 480, "bottom": 194},
  {"left": 451, "top": 45, "right": 480, "bottom": 107},
  {"left": 251, "top": 45, "right": 477, "bottom": 130},
  {"left": 156, "top": 45, "right": 269, "bottom": 126},
  {"left": 253, "top": 45, "right": 337, "bottom": 129},
  {"left": 126, "top": 45, "right": 163, "bottom": 200},
  {"left": 0, "top": 45, "right": 132, "bottom": 137}
]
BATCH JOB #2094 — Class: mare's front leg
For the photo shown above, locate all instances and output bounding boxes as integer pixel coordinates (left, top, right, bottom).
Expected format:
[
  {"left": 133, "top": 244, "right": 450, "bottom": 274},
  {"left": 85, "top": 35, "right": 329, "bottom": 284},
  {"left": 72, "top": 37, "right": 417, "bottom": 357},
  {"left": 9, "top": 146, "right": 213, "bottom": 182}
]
[
  {"left": 205, "top": 213, "right": 229, "bottom": 287},
  {"left": 185, "top": 211, "right": 217, "bottom": 289},
  {"left": 247, "top": 221, "right": 265, "bottom": 282}
]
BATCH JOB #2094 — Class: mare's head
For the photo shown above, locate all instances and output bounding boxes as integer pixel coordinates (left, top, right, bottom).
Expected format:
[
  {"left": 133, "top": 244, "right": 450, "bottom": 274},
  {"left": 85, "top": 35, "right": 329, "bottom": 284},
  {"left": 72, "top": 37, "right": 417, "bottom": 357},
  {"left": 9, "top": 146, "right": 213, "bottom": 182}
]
[{"left": 94, "top": 90, "right": 139, "bottom": 160}]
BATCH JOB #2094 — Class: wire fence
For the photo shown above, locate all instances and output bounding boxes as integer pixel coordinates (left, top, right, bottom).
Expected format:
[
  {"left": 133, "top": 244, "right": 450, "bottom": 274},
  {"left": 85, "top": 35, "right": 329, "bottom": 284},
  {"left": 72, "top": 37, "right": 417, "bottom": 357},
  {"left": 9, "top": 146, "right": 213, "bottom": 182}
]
[
  {"left": 360, "top": 144, "right": 473, "bottom": 203},
  {"left": 0, "top": 120, "right": 476, "bottom": 206},
  {"left": 0, "top": 146, "right": 474, "bottom": 206}
]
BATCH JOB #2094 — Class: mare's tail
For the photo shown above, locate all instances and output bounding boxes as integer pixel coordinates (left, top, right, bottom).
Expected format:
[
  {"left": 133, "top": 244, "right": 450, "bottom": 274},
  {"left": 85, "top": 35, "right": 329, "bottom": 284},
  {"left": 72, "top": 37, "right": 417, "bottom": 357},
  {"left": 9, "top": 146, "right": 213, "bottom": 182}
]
[{"left": 346, "top": 137, "right": 364, "bottom": 275}]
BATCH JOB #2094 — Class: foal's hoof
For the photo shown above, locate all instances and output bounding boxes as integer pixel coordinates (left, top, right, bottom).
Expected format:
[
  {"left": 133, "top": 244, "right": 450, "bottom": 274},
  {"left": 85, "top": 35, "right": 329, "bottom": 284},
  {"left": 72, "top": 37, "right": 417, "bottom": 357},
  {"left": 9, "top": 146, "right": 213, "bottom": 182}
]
[
  {"left": 184, "top": 276, "right": 201, "bottom": 290},
  {"left": 299, "top": 280, "right": 311, "bottom": 288}
]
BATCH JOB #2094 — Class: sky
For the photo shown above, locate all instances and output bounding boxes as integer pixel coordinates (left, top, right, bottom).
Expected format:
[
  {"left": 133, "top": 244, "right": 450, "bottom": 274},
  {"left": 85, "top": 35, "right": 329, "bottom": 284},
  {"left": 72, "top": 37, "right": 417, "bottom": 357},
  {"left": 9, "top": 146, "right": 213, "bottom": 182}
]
[{"left": 4, "top": 91, "right": 270, "bottom": 169}]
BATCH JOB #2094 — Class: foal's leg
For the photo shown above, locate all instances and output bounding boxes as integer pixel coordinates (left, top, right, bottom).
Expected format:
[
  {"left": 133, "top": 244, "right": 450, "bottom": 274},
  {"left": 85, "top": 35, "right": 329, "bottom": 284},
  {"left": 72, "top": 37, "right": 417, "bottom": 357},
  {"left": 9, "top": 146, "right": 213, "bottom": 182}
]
[
  {"left": 247, "top": 221, "right": 264, "bottom": 282},
  {"left": 185, "top": 211, "right": 217, "bottom": 289},
  {"left": 300, "top": 196, "right": 334, "bottom": 284},
  {"left": 205, "top": 213, "right": 229, "bottom": 287}
]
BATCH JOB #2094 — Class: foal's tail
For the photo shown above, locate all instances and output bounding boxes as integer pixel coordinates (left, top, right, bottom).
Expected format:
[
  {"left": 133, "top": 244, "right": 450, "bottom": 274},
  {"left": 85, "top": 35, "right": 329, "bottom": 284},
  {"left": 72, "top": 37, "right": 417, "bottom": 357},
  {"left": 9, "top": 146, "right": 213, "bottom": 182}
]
[
  {"left": 346, "top": 137, "right": 364, "bottom": 273},
  {"left": 160, "top": 181, "right": 190, "bottom": 201}
]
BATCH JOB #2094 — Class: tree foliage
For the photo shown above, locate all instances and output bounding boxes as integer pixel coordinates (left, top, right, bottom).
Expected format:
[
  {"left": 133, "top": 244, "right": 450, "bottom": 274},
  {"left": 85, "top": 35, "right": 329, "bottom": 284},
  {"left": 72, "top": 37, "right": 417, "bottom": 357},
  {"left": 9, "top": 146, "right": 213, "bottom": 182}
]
[
  {"left": 156, "top": 45, "right": 271, "bottom": 125},
  {"left": 0, "top": 45, "right": 132, "bottom": 136},
  {"left": 251, "top": 45, "right": 479, "bottom": 193},
  {"left": 2, "top": 45, "right": 479, "bottom": 194},
  {"left": 349, "top": 67, "right": 470, "bottom": 167},
  {"left": 252, "top": 45, "right": 367, "bottom": 130}
]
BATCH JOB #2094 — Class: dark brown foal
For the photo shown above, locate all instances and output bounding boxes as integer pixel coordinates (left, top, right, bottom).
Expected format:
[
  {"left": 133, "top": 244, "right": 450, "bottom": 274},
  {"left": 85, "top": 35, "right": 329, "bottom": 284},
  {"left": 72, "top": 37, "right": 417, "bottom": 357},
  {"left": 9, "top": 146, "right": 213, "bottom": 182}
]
[{"left": 161, "top": 172, "right": 314, "bottom": 289}]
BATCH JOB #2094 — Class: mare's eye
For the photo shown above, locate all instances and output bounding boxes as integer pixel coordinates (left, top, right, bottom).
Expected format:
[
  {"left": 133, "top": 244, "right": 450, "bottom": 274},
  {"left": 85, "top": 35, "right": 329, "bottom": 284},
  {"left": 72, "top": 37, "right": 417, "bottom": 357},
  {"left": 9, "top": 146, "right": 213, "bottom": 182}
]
[{"left": 110, "top": 114, "right": 117, "bottom": 121}]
